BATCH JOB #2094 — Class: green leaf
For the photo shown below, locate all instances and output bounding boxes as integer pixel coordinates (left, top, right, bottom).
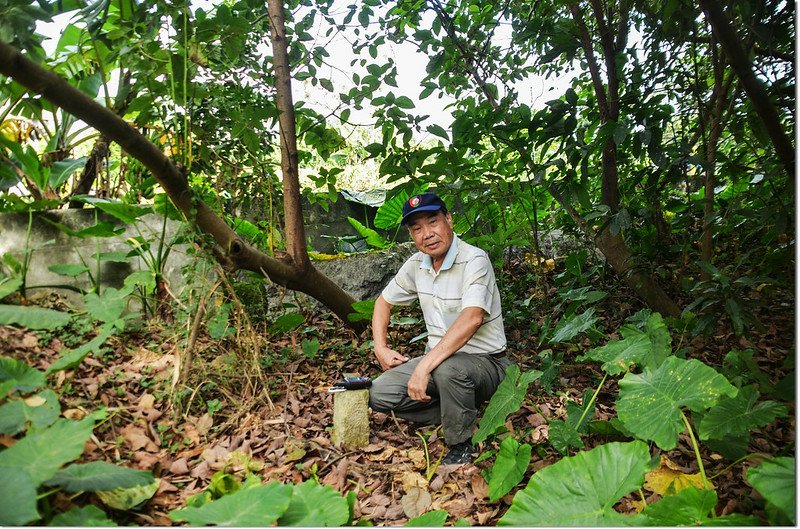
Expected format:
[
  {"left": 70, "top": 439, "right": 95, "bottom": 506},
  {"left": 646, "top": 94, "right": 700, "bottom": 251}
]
[
  {"left": 473, "top": 365, "right": 542, "bottom": 444},
  {"left": 0, "top": 389, "right": 60, "bottom": 434},
  {"left": 347, "top": 299, "right": 375, "bottom": 323},
  {"left": 746, "top": 457, "right": 796, "bottom": 525},
  {"left": 0, "top": 417, "right": 95, "bottom": 485},
  {"left": 277, "top": 480, "right": 350, "bottom": 526},
  {"left": 698, "top": 385, "right": 786, "bottom": 441},
  {"left": 46, "top": 461, "right": 154, "bottom": 492},
  {"left": 617, "top": 356, "right": 738, "bottom": 450},
  {"left": 566, "top": 388, "right": 596, "bottom": 433},
  {"left": 44, "top": 219, "right": 124, "bottom": 238},
  {"left": 0, "top": 276, "right": 22, "bottom": 299},
  {"left": 49, "top": 505, "right": 117, "bottom": 526},
  {"left": 84, "top": 288, "right": 126, "bottom": 323},
  {"left": 269, "top": 312, "right": 306, "bottom": 335},
  {"left": 643, "top": 312, "right": 671, "bottom": 368},
  {"left": 0, "top": 466, "right": 39, "bottom": 525},
  {"left": 0, "top": 357, "right": 46, "bottom": 395},
  {"left": 578, "top": 333, "right": 651, "bottom": 375},
  {"left": 374, "top": 189, "right": 411, "bottom": 229},
  {"left": 83, "top": 198, "right": 153, "bottom": 224},
  {"left": 498, "top": 441, "right": 651, "bottom": 526},
  {"left": 49, "top": 157, "right": 86, "bottom": 190},
  {"left": 427, "top": 124, "right": 449, "bottom": 140},
  {"left": 301, "top": 337, "right": 320, "bottom": 359},
  {"left": 488, "top": 436, "right": 531, "bottom": 501},
  {"left": 639, "top": 486, "right": 759, "bottom": 526},
  {"left": 347, "top": 217, "right": 390, "bottom": 248},
  {"left": 46, "top": 324, "right": 115, "bottom": 374},
  {"left": 548, "top": 420, "right": 583, "bottom": 455},
  {"left": 395, "top": 95, "right": 415, "bottom": 109},
  {"left": 407, "top": 509, "right": 449, "bottom": 526},
  {"left": 549, "top": 308, "right": 597, "bottom": 344},
  {"left": 48, "top": 263, "right": 90, "bottom": 277},
  {"left": 170, "top": 482, "right": 293, "bottom": 526},
  {"left": 97, "top": 479, "right": 161, "bottom": 510},
  {"left": 0, "top": 304, "right": 71, "bottom": 330}
]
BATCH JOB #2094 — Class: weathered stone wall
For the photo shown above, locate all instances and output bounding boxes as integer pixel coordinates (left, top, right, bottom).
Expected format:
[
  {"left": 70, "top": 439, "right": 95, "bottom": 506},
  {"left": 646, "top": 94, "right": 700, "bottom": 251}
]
[
  {"left": 0, "top": 195, "right": 414, "bottom": 309},
  {"left": 0, "top": 209, "right": 190, "bottom": 306}
]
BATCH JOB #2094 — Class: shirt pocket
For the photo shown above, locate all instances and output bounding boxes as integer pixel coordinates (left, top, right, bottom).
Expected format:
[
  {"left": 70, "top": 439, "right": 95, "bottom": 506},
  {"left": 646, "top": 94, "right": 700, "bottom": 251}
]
[{"left": 436, "top": 297, "right": 462, "bottom": 314}]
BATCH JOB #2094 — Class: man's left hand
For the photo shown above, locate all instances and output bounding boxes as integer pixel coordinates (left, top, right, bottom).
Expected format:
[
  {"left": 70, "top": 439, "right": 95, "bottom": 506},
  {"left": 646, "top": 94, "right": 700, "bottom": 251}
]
[{"left": 407, "top": 367, "right": 432, "bottom": 402}]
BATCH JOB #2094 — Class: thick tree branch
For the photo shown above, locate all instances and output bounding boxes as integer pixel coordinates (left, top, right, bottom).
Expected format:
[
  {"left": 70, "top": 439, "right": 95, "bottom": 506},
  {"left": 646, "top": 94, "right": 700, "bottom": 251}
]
[{"left": 0, "top": 41, "right": 364, "bottom": 330}]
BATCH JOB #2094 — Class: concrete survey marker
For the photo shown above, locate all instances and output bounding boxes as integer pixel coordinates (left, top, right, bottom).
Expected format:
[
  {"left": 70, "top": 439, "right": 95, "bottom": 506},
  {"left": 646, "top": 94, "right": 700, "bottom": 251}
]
[{"left": 331, "top": 389, "right": 370, "bottom": 449}]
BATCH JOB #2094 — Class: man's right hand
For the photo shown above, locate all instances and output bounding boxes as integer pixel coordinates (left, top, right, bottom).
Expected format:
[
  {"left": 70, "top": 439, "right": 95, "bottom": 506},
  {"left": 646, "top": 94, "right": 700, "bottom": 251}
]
[{"left": 375, "top": 346, "right": 408, "bottom": 371}]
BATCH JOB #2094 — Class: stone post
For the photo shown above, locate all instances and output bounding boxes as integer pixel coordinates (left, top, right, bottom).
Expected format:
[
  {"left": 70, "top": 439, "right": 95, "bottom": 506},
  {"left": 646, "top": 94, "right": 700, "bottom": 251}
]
[{"left": 331, "top": 389, "right": 370, "bottom": 449}]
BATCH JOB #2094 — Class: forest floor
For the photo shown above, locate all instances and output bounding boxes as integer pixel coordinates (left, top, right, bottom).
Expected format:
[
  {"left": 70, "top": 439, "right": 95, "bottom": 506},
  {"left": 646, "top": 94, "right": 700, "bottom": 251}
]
[{"left": 1, "top": 258, "right": 795, "bottom": 526}]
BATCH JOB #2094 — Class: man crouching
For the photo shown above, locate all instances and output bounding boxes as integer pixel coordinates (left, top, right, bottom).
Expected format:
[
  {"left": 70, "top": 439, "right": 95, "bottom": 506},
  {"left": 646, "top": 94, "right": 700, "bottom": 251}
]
[{"left": 369, "top": 192, "right": 511, "bottom": 465}]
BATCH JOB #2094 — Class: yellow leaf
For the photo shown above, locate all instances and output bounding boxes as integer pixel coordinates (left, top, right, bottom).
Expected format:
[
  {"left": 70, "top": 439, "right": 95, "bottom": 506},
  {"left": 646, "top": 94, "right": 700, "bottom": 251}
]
[
  {"left": 24, "top": 395, "right": 46, "bottom": 407},
  {"left": 644, "top": 456, "right": 712, "bottom": 496}
]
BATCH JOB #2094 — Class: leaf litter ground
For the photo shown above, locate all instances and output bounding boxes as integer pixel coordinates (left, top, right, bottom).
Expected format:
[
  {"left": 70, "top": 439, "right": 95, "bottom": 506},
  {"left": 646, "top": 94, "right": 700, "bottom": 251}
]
[{"left": 0, "top": 260, "right": 794, "bottom": 525}]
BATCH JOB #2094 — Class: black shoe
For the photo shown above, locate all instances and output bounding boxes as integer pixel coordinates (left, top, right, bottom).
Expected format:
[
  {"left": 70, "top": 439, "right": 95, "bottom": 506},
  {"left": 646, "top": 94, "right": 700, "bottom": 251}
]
[{"left": 442, "top": 441, "right": 474, "bottom": 465}]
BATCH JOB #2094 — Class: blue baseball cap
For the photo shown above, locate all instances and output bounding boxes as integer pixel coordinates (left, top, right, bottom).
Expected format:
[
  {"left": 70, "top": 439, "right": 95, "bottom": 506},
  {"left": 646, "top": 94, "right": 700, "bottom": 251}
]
[{"left": 401, "top": 192, "right": 448, "bottom": 225}]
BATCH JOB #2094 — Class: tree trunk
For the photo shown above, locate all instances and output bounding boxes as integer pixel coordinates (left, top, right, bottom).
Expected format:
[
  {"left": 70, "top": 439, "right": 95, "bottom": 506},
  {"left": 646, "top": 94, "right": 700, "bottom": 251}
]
[
  {"left": 698, "top": 0, "right": 795, "bottom": 184},
  {"left": 0, "top": 41, "right": 364, "bottom": 330},
  {"left": 69, "top": 71, "right": 135, "bottom": 208},
  {"left": 267, "top": 0, "right": 309, "bottom": 271}
]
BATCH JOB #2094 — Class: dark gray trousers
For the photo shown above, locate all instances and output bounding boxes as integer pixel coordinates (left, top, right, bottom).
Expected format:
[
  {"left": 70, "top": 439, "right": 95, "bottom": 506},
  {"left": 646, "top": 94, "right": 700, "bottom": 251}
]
[{"left": 368, "top": 352, "right": 511, "bottom": 445}]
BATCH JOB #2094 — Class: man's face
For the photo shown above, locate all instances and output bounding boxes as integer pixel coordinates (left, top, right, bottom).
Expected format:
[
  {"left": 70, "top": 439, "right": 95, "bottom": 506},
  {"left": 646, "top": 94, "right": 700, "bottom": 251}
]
[{"left": 406, "top": 210, "right": 454, "bottom": 262}]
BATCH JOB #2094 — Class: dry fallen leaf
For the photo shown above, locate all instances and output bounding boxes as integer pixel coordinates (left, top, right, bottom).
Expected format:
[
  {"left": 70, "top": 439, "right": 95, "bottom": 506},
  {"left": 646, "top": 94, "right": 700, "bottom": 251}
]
[
  {"left": 400, "top": 471, "right": 428, "bottom": 493},
  {"left": 401, "top": 487, "right": 432, "bottom": 518},
  {"left": 195, "top": 413, "right": 213, "bottom": 436},
  {"left": 139, "top": 393, "right": 156, "bottom": 410},
  {"left": 470, "top": 474, "right": 488, "bottom": 499}
]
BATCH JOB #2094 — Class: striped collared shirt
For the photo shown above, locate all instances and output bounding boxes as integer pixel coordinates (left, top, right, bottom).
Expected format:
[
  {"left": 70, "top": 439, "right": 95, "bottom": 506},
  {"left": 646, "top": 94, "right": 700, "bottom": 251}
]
[{"left": 381, "top": 236, "right": 507, "bottom": 355}]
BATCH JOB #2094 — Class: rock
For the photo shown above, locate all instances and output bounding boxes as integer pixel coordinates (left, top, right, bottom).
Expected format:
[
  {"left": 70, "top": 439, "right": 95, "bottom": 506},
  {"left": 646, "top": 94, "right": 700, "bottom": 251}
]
[{"left": 331, "top": 389, "right": 370, "bottom": 449}]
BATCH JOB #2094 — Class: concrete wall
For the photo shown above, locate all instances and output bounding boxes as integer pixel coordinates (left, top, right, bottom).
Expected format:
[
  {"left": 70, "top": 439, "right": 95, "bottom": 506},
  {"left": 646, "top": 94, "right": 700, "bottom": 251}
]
[{"left": 0, "top": 193, "right": 409, "bottom": 307}]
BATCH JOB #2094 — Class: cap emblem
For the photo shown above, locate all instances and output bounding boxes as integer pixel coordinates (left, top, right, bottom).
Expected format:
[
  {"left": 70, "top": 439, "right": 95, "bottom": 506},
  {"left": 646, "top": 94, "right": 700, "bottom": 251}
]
[{"left": 409, "top": 196, "right": 421, "bottom": 208}]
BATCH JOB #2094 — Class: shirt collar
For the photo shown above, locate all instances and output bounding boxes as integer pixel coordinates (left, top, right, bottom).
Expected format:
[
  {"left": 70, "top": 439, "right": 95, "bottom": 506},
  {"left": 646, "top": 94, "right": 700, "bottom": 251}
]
[{"left": 420, "top": 235, "right": 459, "bottom": 272}]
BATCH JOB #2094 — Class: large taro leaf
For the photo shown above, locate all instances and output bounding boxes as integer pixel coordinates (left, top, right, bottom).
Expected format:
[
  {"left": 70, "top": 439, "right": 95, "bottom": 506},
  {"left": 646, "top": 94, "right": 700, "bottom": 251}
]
[
  {"left": 473, "top": 365, "right": 542, "bottom": 444},
  {"left": 698, "top": 385, "right": 786, "bottom": 441},
  {"left": 0, "top": 304, "right": 70, "bottom": 330},
  {"left": 617, "top": 356, "right": 737, "bottom": 450},
  {"left": 0, "top": 389, "right": 60, "bottom": 434},
  {"left": 0, "top": 417, "right": 95, "bottom": 484},
  {"left": 277, "top": 480, "right": 350, "bottom": 526},
  {"left": 46, "top": 324, "right": 115, "bottom": 374},
  {"left": 487, "top": 436, "right": 531, "bottom": 501},
  {"left": 578, "top": 333, "right": 651, "bottom": 375},
  {"left": 549, "top": 308, "right": 597, "bottom": 344},
  {"left": 548, "top": 420, "right": 583, "bottom": 455},
  {"left": 746, "top": 457, "right": 795, "bottom": 525},
  {"left": 170, "top": 482, "right": 293, "bottom": 526},
  {"left": 643, "top": 312, "right": 671, "bottom": 368},
  {"left": 578, "top": 313, "right": 671, "bottom": 374},
  {"left": 97, "top": 479, "right": 160, "bottom": 510},
  {"left": 498, "top": 441, "right": 651, "bottom": 526},
  {"left": 0, "top": 357, "right": 46, "bottom": 396},
  {"left": 0, "top": 466, "right": 39, "bottom": 525},
  {"left": 639, "top": 487, "right": 760, "bottom": 526},
  {"left": 46, "top": 461, "right": 155, "bottom": 492},
  {"left": 49, "top": 505, "right": 117, "bottom": 526}
]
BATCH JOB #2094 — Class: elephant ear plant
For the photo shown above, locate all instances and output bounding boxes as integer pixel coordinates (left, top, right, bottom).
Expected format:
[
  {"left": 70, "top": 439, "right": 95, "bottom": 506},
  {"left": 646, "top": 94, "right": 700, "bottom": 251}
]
[
  {"left": 0, "top": 358, "right": 157, "bottom": 526},
  {"left": 471, "top": 309, "right": 790, "bottom": 526}
]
